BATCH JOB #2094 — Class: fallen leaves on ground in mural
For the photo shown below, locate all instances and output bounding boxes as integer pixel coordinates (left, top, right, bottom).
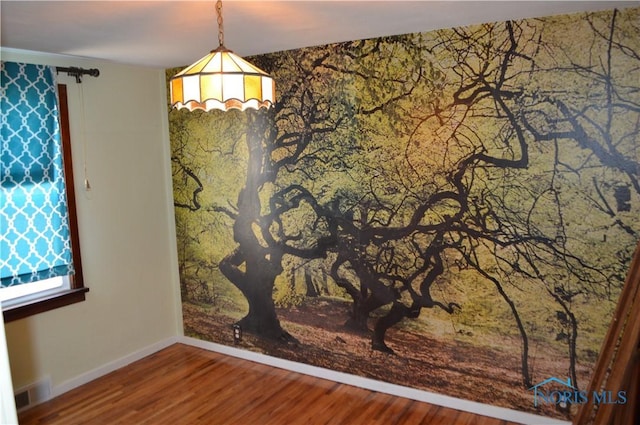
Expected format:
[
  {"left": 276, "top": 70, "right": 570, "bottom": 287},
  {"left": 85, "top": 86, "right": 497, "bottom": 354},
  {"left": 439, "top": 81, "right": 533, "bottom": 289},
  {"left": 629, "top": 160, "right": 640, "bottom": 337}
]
[{"left": 183, "top": 298, "right": 589, "bottom": 419}]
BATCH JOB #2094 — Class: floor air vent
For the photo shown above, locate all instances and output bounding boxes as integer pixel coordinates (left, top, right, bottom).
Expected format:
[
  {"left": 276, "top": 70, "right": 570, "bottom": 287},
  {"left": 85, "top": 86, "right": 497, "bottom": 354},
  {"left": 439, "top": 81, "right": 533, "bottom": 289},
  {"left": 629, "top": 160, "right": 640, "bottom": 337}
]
[
  {"left": 14, "top": 390, "right": 30, "bottom": 410},
  {"left": 14, "top": 378, "right": 51, "bottom": 411}
]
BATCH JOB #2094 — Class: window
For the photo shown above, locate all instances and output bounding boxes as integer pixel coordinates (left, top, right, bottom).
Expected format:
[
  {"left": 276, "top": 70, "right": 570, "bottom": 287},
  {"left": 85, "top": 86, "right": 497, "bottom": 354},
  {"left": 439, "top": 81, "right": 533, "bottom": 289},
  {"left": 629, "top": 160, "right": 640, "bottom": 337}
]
[{"left": 1, "top": 62, "right": 87, "bottom": 322}]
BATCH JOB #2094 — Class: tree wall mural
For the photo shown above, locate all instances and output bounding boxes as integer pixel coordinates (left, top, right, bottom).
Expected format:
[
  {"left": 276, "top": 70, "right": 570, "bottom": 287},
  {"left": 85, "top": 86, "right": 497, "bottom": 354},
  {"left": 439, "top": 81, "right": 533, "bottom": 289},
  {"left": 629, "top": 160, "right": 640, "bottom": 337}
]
[{"left": 168, "top": 7, "right": 639, "bottom": 420}]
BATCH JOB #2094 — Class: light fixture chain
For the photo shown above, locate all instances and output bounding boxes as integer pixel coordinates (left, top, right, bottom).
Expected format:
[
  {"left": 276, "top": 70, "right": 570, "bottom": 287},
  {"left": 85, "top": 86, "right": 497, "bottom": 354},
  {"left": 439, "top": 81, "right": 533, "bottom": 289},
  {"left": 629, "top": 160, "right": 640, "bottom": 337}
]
[{"left": 216, "top": 0, "right": 224, "bottom": 47}]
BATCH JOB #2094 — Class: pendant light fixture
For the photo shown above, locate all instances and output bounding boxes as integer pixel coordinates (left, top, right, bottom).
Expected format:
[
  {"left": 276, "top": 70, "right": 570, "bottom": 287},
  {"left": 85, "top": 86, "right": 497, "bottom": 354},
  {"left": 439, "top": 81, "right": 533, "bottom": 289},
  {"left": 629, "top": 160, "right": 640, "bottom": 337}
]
[{"left": 169, "top": 0, "right": 275, "bottom": 112}]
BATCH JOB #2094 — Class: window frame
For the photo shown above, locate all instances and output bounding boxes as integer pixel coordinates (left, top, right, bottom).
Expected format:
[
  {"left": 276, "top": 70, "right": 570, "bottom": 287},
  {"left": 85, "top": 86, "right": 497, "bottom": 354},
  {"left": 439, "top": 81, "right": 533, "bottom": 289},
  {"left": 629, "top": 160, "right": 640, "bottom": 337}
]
[{"left": 2, "top": 84, "right": 88, "bottom": 322}]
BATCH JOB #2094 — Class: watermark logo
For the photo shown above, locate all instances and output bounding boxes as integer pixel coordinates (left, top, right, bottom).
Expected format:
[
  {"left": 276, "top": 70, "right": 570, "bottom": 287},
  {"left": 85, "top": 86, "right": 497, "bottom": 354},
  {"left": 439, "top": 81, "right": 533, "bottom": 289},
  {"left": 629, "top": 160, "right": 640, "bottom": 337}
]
[{"left": 529, "top": 377, "right": 627, "bottom": 408}]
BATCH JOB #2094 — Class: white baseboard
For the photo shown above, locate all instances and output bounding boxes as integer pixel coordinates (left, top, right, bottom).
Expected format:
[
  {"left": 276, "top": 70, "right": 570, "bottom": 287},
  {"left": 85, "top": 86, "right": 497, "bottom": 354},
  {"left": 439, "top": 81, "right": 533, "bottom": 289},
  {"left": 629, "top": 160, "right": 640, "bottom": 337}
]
[
  {"left": 180, "top": 335, "right": 570, "bottom": 425},
  {"left": 50, "top": 336, "right": 179, "bottom": 399}
]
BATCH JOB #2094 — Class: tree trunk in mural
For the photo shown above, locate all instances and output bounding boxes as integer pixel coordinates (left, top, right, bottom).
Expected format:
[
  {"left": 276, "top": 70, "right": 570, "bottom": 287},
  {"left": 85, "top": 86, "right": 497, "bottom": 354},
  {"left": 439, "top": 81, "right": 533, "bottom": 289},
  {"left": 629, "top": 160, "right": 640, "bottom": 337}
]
[
  {"left": 372, "top": 302, "right": 414, "bottom": 353},
  {"left": 466, "top": 257, "right": 533, "bottom": 388},
  {"left": 219, "top": 246, "right": 289, "bottom": 340},
  {"left": 217, "top": 108, "right": 338, "bottom": 340},
  {"left": 216, "top": 110, "right": 294, "bottom": 341},
  {"left": 304, "top": 271, "right": 318, "bottom": 297}
]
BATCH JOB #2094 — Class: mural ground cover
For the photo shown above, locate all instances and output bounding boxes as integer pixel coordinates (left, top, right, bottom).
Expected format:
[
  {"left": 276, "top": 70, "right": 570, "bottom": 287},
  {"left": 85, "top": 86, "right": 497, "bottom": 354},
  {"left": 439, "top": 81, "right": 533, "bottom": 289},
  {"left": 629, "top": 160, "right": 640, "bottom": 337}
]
[
  {"left": 183, "top": 298, "right": 587, "bottom": 419},
  {"left": 169, "top": 7, "right": 640, "bottom": 420}
]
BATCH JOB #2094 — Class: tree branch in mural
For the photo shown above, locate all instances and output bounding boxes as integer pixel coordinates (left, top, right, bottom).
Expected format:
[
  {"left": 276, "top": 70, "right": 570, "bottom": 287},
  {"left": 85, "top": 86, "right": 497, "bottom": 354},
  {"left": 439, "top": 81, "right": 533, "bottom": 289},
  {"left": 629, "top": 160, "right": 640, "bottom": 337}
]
[
  {"left": 170, "top": 7, "right": 640, "bottom": 397},
  {"left": 424, "top": 13, "right": 639, "bottom": 388}
]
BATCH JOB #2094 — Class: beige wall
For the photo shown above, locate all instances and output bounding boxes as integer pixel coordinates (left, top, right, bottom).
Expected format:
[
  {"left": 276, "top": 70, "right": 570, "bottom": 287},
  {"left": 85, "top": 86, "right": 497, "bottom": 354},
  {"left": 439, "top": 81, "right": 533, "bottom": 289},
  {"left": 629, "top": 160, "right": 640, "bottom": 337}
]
[{"left": 2, "top": 49, "right": 182, "bottom": 392}]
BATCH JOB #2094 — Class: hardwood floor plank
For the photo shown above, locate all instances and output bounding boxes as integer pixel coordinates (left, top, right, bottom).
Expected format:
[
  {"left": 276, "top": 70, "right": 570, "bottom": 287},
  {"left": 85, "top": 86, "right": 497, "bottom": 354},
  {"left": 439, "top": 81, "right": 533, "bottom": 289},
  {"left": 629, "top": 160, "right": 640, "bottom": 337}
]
[
  {"left": 368, "top": 393, "right": 414, "bottom": 424},
  {"left": 273, "top": 380, "right": 342, "bottom": 425},
  {"left": 18, "top": 343, "right": 524, "bottom": 425},
  {"left": 423, "top": 406, "right": 461, "bottom": 424}
]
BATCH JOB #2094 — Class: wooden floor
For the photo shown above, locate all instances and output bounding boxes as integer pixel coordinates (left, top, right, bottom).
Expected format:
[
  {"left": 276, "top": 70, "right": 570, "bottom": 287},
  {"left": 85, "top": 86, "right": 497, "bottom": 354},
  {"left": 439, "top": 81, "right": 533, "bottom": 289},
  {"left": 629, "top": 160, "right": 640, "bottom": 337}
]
[{"left": 19, "top": 343, "right": 522, "bottom": 424}]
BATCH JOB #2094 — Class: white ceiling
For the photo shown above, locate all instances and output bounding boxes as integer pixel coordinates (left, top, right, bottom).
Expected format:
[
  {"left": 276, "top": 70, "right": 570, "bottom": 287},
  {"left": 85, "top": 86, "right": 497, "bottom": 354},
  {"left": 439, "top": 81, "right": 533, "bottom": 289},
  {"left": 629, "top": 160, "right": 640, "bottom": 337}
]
[{"left": 1, "top": 1, "right": 638, "bottom": 69}]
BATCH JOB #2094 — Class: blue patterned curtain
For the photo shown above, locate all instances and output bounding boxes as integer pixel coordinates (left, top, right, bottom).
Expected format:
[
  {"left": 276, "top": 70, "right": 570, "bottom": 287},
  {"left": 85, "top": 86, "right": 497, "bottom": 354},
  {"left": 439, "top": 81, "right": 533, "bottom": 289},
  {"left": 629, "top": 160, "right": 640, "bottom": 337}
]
[{"left": 1, "top": 61, "right": 74, "bottom": 288}]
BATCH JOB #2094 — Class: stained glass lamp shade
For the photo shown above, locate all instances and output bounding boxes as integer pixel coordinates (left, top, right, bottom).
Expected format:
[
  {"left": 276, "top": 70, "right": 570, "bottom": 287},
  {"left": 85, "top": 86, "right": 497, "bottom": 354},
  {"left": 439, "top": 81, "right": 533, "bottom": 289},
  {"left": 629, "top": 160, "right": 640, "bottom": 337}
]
[
  {"left": 169, "top": 1, "right": 275, "bottom": 112},
  {"left": 170, "top": 46, "right": 275, "bottom": 112}
]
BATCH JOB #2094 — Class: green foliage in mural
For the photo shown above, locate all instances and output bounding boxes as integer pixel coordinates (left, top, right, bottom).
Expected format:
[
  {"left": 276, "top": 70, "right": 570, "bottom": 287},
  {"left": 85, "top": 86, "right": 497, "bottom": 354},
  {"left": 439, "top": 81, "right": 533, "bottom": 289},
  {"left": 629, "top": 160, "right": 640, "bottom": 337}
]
[{"left": 169, "top": 6, "right": 640, "bottom": 418}]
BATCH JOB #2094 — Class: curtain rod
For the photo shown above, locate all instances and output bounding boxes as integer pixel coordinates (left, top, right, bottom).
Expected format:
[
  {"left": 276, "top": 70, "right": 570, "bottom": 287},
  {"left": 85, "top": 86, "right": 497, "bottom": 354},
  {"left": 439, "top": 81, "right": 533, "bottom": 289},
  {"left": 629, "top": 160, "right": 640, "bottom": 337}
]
[{"left": 55, "top": 66, "right": 100, "bottom": 83}]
